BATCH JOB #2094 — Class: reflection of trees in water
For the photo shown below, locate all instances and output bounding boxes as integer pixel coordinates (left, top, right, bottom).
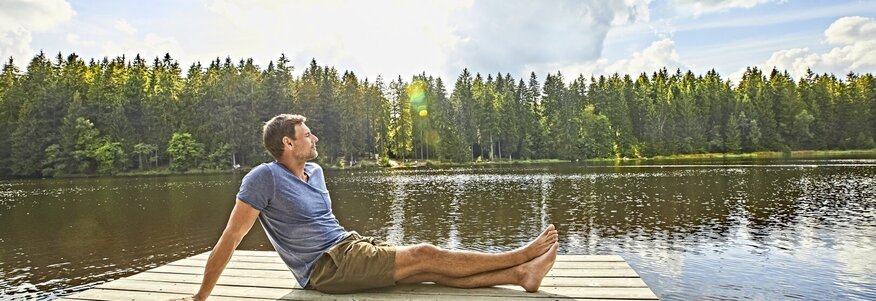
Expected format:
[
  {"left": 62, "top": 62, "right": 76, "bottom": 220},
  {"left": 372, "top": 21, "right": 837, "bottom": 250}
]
[
  {"left": 333, "top": 166, "right": 873, "bottom": 255},
  {"left": 552, "top": 169, "right": 739, "bottom": 252},
  {"left": 543, "top": 166, "right": 876, "bottom": 256}
]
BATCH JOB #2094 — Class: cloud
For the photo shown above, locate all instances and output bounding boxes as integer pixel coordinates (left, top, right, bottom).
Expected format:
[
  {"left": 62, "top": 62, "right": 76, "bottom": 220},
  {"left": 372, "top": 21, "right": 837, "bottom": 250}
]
[
  {"left": 0, "top": 0, "right": 75, "bottom": 32},
  {"left": 820, "top": 41, "right": 875, "bottom": 71},
  {"left": 66, "top": 33, "right": 94, "bottom": 47},
  {"left": 450, "top": 0, "right": 649, "bottom": 78},
  {"left": 605, "top": 38, "right": 687, "bottom": 75},
  {"left": 763, "top": 48, "right": 819, "bottom": 79},
  {"left": 193, "top": 0, "right": 469, "bottom": 81},
  {"left": 733, "top": 16, "right": 876, "bottom": 81},
  {"left": 0, "top": 0, "right": 74, "bottom": 64},
  {"left": 0, "top": 28, "right": 32, "bottom": 64},
  {"left": 669, "top": 0, "right": 777, "bottom": 17},
  {"left": 114, "top": 19, "right": 137, "bottom": 36},
  {"left": 521, "top": 38, "right": 690, "bottom": 83},
  {"left": 824, "top": 16, "right": 876, "bottom": 45},
  {"left": 101, "top": 33, "right": 182, "bottom": 62}
]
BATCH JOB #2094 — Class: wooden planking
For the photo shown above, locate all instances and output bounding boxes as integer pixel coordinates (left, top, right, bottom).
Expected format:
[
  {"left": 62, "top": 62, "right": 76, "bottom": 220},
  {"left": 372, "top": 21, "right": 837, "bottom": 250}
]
[
  {"left": 150, "top": 264, "right": 643, "bottom": 278},
  {"left": 127, "top": 270, "right": 650, "bottom": 288},
  {"left": 220, "top": 250, "right": 626, "bottom": 262},
  {"left": 60, "top": 289, "right": 650, "bottom": 301},
  {"left": 63, "top": 251, "right": 659, "bottom": 300},
  {"left": 170, "top": 258, "right": 634, "bottom": 270},
  {"left": 190, "top": 252, "right": 628, "bottom": 265},
  {"left": 57, "top": 290, "right": 271, "bottom": 301},
  {"left": 71, "top": 278, "right": 658, "bottom": 300}
]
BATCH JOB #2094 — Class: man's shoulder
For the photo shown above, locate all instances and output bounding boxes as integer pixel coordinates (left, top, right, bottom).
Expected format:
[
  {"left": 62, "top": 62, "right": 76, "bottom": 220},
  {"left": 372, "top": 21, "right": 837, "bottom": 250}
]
[
  {"left": 246, "top": 162, "right": 275, "bottom": 178},
  {"left": 252, "top": 162, "right": 274, "bottom": 172}
]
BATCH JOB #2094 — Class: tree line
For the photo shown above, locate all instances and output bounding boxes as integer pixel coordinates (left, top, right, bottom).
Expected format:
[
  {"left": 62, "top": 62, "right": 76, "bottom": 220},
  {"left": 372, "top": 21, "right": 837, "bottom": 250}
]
[{"left": 0, "top": 52, "right": 874, "bottom": 177}]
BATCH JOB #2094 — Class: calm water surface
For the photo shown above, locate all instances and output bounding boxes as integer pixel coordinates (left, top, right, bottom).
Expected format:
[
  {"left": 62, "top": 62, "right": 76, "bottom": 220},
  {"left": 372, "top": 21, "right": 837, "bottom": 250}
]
[{"left": 1, "top": 158, "right": 875, "bottom": 300}]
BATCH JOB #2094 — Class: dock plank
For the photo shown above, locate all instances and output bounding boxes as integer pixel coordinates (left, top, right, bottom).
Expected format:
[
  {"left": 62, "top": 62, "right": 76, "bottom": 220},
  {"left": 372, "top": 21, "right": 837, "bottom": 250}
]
[
  {"left": 127, "top": 271, "right": 651, "bottom": 288},
  {"left": 149, "top": 264, "right": 643, "bottom": 278},
  {"left": 171, "top": 258, "right": 634, "bottom": 270},
  {"left": 64, "top": 251, "right": 659, "bottom": 300},
  {"left": 218, "top": 251, "right": 626, "bottom": 262}
]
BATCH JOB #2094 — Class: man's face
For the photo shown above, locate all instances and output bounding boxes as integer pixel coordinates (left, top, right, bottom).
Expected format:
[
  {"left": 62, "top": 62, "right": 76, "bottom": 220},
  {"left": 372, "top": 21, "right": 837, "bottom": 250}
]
[{"left": 288, "top": 123, "right": 319, "bottom": 160}]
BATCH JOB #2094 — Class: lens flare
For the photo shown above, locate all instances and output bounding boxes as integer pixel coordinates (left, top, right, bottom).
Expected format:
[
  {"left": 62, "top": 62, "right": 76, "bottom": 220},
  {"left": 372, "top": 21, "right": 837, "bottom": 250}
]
[{"left": 407, "top": 79, "right": 428, "bottom": 117}]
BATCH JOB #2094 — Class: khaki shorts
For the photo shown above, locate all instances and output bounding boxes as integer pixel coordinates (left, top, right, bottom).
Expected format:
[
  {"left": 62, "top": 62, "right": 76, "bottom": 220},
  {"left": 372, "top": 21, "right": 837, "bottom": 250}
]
[{"left": 307, "top": 233, "right": 397, "bottom": 293}]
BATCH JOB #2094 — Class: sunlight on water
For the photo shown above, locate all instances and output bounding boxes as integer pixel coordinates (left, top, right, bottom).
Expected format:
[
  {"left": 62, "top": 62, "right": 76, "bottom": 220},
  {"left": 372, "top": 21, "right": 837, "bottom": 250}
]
[{"left": 1, "top": 159, "right": 875, "bottom": 300}]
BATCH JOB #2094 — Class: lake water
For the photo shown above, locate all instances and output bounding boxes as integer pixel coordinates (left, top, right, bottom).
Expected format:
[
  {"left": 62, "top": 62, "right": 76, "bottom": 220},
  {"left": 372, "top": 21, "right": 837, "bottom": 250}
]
[{"left": 1, "top": 158, "right": 875, "bottom": 300}]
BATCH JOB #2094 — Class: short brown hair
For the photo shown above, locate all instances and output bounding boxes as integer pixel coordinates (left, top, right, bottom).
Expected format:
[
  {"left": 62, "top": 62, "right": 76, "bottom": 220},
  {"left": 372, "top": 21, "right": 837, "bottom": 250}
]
[{"left": 263, "top": 114, "right": 307, "bottom": 160}]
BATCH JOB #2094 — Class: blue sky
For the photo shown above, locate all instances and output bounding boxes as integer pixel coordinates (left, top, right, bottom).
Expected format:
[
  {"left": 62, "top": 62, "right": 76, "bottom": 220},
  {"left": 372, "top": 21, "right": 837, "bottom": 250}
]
[{"left": 1, "top": 0, "right": 874, "bottom": 83}]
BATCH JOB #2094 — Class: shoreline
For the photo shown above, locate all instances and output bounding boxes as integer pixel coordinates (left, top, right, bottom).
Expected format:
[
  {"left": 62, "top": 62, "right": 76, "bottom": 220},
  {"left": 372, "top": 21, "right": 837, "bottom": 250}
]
[{"left": 9, "top": 148, "right": 876, "bottom": 179}]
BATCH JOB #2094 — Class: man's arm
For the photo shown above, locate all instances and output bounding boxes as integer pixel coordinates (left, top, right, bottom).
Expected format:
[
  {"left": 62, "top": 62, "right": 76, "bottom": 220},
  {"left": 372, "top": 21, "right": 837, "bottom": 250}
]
[{"left": 192, "top": 199, "right": 261, "bottom": 300}]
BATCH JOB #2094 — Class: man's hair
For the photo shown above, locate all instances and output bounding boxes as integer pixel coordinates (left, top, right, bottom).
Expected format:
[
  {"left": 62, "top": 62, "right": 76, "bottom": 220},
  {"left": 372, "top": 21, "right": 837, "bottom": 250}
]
[{"left": 263, "top": 114, "right": 307, "bottom": 160}]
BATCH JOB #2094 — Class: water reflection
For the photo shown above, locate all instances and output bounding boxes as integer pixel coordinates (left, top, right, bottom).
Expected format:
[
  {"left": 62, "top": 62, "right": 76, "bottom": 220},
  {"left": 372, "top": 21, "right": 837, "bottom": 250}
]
[
  {"left": 1, "top": 159, "right": 875, "bottom": 300},
  {"left": 327, "top": 163, "right": 875, "bottom": 300}
]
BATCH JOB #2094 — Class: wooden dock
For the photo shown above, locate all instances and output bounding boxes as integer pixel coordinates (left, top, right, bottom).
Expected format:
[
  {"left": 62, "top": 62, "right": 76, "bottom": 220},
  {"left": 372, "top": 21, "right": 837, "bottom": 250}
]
[{"left": 59, "top": 250, "right": 659, "bottom": 300}]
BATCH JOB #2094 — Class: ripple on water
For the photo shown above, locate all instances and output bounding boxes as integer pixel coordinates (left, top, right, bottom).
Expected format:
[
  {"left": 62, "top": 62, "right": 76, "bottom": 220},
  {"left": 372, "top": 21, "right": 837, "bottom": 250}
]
[{"left": 2, "top": 163, "right": 876, "bottom": 300}]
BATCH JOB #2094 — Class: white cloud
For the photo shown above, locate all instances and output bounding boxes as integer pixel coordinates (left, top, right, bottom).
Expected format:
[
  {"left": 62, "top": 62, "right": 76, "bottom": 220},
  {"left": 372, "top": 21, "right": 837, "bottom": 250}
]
[
  {"left": 670, "top": 0, "right": 777, "bottom": 17},
  {"left": 113, "top": 19, "right": 137, "bottom": 36},
  {"left": 0, "top": 0, "right": 74, "bottom": 64},
  {"left": 101, "top": 33, "right": 182, "bottom": 62},
  {"left": 0, "top": 28, "right": 32, "bottom": 64},
  {"left": 824, "top": 16, "right": 876, "bottom": 45},
  {"left": 763, "top": 48, "right": 819, "bottom": 79},
  {"left": 734, "top": 16, "right": 876, "bottom": 81},
  {"left": 521, "top": 38, "right": 690, "bottom": 83},
  {"left": 820, "top": 40, "right": 876, "bottom": 71},
  {"left": 604, "top": 38, "right": 687, "bottom": 75},
  {"left": 66, "top": 33, "right": 94, "bottom": 47},
  {"left": 192, "top": 0, "right": 470, "bottom": 81},
  {"left": 450, "top": 0, "right": 650, "bottom": 79},
  {"left": 0, "top": 0, "right": 75, "bottom": 32}
]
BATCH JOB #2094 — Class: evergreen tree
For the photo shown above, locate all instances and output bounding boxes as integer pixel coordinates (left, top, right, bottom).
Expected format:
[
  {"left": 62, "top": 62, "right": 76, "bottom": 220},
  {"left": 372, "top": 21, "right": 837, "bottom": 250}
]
[{"left": 0, "top": 58, "right": 22, "bottom": 177}]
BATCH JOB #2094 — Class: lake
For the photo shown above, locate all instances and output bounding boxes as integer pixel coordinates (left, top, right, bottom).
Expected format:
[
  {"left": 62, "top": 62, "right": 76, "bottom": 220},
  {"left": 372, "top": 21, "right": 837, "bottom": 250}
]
[{"left": 1, "top": 158, "right": 875, "bottom": 300}]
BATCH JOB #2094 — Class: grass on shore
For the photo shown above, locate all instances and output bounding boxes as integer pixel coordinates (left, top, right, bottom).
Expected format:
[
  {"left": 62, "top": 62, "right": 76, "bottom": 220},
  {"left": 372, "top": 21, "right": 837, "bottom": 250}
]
[
  {"left": 47, "top": 148, "right": 876, "bottom": 178},
  {"left": 644, "top": 148, "right": 876, "bottom": 161}
]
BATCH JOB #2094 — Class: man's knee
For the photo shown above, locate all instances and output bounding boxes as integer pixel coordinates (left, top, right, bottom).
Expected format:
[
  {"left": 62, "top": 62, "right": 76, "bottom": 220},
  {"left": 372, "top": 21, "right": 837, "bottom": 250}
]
[{"left": 409, "top": 243, "right": 444, "bottom": 262}]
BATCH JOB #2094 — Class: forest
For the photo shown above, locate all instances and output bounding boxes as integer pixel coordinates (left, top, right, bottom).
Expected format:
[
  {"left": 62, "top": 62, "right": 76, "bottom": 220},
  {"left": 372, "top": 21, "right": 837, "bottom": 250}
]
[{"left": 0, "top": 52, "right": 874, "bottom": 177}]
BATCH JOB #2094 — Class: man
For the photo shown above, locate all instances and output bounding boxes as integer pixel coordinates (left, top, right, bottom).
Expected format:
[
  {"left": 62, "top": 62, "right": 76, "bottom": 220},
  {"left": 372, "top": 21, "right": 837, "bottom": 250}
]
[{"left": 185, "top": 114, "right": 558, "bottom": 300}]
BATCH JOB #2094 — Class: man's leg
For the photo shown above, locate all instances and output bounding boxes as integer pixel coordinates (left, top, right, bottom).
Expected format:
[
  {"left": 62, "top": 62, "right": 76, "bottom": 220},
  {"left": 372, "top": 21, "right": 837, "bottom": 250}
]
[
  {"left": 392, "top": 225, "right": 557, "bottom": 281},
  {"left": 397, "top": 242, "right": 558, "bottom": 292}
]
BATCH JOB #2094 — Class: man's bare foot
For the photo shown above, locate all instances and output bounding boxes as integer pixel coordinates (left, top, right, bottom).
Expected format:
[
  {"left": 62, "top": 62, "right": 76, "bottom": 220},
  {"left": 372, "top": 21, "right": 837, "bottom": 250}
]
[
  {"left": 516, "top": 224, "right": 558, "bottom": 262},
  {"left": 518, "top": 241, "right": 558, "bottom": 293}
]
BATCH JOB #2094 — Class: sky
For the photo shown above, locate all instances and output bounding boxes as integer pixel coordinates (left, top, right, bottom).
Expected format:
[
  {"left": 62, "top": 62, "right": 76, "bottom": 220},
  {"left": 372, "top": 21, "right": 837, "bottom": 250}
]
[{"left": 1, "top": 0, "right": 875, "bottom": 83}]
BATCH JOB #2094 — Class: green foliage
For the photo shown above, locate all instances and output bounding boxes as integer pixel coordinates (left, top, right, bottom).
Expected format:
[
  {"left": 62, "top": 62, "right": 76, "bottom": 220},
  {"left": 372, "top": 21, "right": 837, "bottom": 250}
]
[
  {"left": 579, "top": 105, "right": 614, "bottom": 159},
  {"left": 93, "top": 141, "right": 126, "bottom": 174},
  {"left": 205, "top": 143, "right": 232, "bottom": 169},
  {"left": 389, "top": 77, "right": 413, "bottom": 159},
  {"left": 726, "top": 113, "right": 742, "bottom": 153},
  {"left": 1, "top": 51, "right": 874, "bottom": 178},
  {"left": 41, "top": 144, "right": 67, "bottom": 177},
  {"left": 167, "top": 132, "right": 204, "bottom": 172},
  {"left": 132, "top": 143, "right": 158, "bottom": 169}
]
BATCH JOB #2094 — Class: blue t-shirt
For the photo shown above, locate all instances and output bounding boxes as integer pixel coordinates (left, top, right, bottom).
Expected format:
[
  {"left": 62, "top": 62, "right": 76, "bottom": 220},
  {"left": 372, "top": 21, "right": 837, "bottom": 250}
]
[{"left": 236, "top": 162, "right": 351, "bottom": 288}]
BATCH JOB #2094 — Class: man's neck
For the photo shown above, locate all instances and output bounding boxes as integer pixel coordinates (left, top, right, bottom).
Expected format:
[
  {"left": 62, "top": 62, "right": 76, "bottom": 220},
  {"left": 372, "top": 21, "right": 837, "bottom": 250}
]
[{"left": 278, "top": 157, "right": 308, "bottom": 182}]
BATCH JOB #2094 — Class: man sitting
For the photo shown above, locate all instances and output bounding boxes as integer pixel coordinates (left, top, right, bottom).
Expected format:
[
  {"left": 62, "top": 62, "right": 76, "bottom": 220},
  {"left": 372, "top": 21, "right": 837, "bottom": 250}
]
[{"left": 183, "top": 114, "right": 558, "bottom": 300}]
